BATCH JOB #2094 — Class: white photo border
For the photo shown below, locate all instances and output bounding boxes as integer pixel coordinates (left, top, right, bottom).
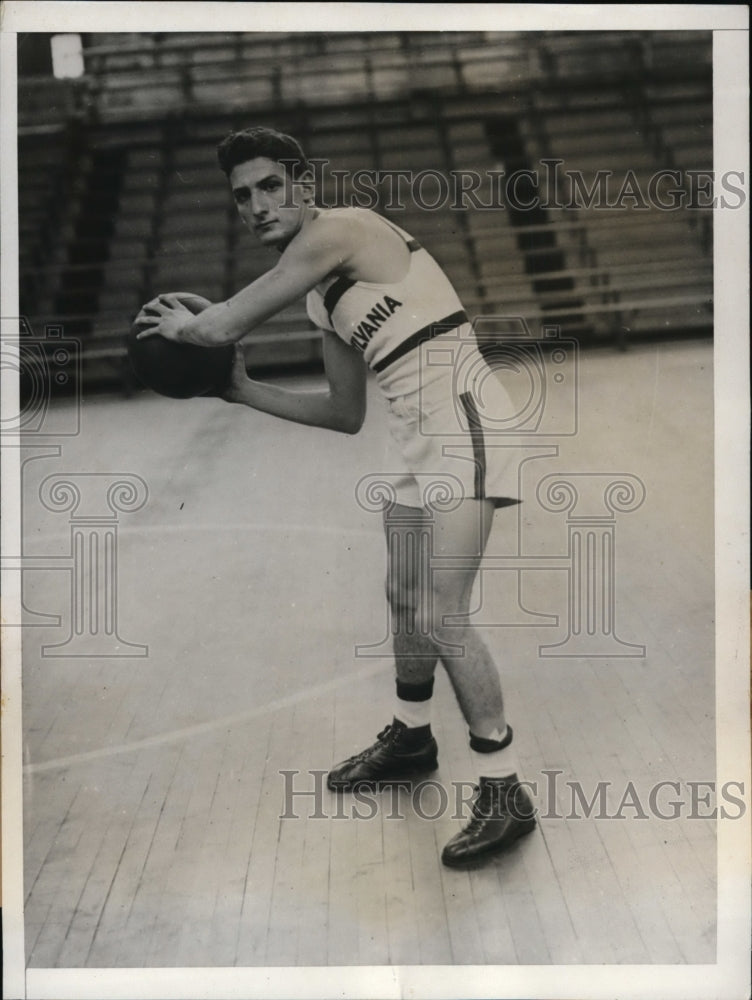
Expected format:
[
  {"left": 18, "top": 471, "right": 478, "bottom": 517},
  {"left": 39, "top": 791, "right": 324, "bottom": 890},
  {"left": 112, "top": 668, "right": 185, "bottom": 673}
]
[{"left": 1, "top": 4, "right": 749, "bottom": 999}]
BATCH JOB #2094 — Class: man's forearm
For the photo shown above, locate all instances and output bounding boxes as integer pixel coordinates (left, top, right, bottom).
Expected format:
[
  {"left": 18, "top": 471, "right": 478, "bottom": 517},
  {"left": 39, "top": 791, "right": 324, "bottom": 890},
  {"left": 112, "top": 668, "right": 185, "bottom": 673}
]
[
  {"left": 177, "top": 266, "right": 316, "bottom": 347},
  {"left": 227, "top": 377, "right": 361, "bottom": 434},
  {"left": 178, "top": 300, "right": 259, "bottom": 346}
]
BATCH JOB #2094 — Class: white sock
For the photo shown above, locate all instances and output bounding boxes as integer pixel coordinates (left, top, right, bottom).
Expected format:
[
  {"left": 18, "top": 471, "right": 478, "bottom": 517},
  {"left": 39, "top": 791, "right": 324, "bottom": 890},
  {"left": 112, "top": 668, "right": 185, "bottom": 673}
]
[
  {"left": 471, "top": 744, "right": 519, "bottom": 780},
  {"left": 394, "top": 696, "right": 432, "bottom": 729},
  {"left": 470, "top": 724, "right": 518, "bottom": 780}
]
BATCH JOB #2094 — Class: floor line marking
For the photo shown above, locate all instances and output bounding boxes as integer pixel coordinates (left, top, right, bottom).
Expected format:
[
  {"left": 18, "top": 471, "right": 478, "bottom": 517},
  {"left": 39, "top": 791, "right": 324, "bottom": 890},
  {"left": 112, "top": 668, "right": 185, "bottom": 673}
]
[{"left": 24, "top": 658, "right": 389, "bottom": 774}]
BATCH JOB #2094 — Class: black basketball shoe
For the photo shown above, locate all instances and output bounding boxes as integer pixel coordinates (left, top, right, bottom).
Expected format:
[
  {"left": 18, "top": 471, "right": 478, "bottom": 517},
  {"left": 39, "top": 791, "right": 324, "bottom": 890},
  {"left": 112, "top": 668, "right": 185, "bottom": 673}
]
[
  {"left": 327, "top": 719, "right": 438, "bottom": 791},
  {"left": 441, "top": 773, "right": 536, "bottom": 868}
]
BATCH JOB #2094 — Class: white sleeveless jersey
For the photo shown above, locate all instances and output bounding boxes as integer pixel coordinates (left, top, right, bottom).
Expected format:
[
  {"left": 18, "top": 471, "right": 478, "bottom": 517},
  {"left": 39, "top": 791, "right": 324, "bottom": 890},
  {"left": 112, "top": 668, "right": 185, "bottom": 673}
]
[{"left": 306, "top": 210, "right": 469, "bottom": 398}]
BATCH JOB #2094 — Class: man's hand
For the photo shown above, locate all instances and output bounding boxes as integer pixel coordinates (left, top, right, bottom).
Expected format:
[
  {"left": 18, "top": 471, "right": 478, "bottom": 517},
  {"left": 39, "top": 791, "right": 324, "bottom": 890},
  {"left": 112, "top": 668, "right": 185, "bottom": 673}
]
[
  {"left": 133, "top": 296, "right": 195, "bottom": 341},
  {"left": 143, "top": 291, "right": 213, "bottom": 314}
]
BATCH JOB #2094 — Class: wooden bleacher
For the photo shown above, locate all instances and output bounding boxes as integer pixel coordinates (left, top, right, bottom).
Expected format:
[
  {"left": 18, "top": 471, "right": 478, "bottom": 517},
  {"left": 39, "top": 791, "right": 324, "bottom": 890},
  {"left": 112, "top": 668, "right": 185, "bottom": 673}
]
[{"left": 17, "top": 31, "right": 712, "bottom": 391}]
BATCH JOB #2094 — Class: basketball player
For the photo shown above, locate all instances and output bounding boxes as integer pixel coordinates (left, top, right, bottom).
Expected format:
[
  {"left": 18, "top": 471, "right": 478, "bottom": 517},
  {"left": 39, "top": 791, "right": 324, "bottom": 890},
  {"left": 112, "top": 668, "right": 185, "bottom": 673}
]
[{"left": 135, "top": 127, "right": 535, "bottom": 867}]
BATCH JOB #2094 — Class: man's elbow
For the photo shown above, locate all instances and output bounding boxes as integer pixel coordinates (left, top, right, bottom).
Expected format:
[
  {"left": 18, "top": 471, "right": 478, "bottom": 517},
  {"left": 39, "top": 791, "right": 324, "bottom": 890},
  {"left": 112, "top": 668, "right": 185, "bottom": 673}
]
[
  {"left": 333, "top": 403, "right": 365, "bottom": 435},
  {"left": 338, "top": 412, "right": 365, "bottom": 435}
]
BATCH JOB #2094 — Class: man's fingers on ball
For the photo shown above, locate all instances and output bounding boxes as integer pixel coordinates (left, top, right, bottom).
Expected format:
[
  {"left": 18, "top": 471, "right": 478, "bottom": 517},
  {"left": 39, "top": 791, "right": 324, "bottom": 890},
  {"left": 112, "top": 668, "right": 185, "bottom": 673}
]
[{"left": 134, "top": 323, "right": 160, "bottom": 339}]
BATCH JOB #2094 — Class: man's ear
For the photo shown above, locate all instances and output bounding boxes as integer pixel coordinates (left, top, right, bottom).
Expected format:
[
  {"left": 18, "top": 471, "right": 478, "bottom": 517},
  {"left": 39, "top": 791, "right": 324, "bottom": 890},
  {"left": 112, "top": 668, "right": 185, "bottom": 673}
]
[{"left": 298, "top": 169, "right": 315, "bottom": 204}]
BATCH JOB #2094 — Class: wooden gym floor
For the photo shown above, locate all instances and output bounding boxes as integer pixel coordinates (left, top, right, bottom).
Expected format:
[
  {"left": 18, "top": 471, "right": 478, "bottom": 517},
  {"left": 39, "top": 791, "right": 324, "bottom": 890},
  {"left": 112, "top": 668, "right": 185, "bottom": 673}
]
[{"left": 20, "top": 337, "right": 716, "bottom": 967}]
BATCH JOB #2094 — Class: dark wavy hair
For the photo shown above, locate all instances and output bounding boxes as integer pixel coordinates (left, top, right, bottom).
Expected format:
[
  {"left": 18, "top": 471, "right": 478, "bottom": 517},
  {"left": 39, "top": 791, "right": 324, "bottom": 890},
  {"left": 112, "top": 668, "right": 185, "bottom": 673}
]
[{"left": 216, "top": 126, "right": 311, "bottom": 179}]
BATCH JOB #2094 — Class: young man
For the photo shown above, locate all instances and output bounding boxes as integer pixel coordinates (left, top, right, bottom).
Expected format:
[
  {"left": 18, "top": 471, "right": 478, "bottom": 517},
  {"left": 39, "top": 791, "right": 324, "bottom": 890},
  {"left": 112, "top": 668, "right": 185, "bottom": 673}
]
[{"left": 135, "top": 126, "right": 535, "bottom": 867}]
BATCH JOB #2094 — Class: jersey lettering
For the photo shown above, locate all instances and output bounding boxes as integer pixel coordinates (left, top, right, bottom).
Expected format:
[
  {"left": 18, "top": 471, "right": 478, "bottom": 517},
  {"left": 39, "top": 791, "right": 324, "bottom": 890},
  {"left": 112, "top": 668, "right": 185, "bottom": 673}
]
[{"left": 351, "top": 296, "right": 403, "bottom": 351}]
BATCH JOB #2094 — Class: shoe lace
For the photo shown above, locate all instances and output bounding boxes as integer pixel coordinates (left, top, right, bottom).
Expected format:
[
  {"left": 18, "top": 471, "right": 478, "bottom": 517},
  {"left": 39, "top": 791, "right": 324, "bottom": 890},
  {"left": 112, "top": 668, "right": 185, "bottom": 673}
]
[
  {"left": 346, "top": 724, "right": 398, "bottom": 764},
  {"left": 462, "top": 784, "right": 510, "bottom": 838}
]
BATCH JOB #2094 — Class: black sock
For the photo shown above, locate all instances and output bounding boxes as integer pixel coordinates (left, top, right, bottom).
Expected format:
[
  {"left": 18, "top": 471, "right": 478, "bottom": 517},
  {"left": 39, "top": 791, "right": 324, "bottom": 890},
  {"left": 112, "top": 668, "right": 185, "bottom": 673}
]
[
  {"left": 394, "top": 677, "right": 434, "bottom": 734},
  {"left": 396, "top": 677, "right": 434, "bottom": 702},
  {"left": 393, "top": 717, "right": 432, "bottom": 747},
  {"left": 469, "top": 724, "right": 513, "bottom": 753}
]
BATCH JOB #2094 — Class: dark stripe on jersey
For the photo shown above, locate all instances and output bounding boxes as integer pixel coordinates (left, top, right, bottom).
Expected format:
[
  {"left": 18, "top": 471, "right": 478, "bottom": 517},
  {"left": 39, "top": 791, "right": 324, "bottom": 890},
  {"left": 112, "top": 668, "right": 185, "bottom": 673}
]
[
  {"left": 372, "top": 309, "right": 467, "bottom": 374},
  {"left": 459, "top": 391, "right": 487, "bottom": 500},
  {"left": 324, "top": 276, "right": 356, "bottom": 324}
]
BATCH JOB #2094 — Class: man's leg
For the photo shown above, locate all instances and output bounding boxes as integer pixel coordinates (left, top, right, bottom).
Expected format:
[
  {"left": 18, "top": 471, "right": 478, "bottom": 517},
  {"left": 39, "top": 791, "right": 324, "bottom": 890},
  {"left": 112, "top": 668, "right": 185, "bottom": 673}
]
[
  {"left": 328, "top": 496, "right": 535, "bottom": 861},
  {"left": 326, "top": 502, "right": 440, "bottom": 790},
  {"left": 425, "top": 497, "right": 506, "bottom": 739},
  {"left": 424, "top": 498, "right": 536, "bottom": 867},
  {"left": 380, "top": 499, "right": 507, "bottom": 729},
  {"left": 384, "top": 502, "right": 439, "bottom": 687},
  {"left": 328, "top": 497, "right": 511, "bottom": 782}
]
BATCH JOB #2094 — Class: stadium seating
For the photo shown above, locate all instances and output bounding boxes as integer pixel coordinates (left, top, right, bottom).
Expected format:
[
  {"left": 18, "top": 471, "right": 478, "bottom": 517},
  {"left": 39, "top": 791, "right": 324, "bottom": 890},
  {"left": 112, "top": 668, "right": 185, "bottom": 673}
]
[{"left": 17, "top": 30, "right": 713, "bottom": 390}]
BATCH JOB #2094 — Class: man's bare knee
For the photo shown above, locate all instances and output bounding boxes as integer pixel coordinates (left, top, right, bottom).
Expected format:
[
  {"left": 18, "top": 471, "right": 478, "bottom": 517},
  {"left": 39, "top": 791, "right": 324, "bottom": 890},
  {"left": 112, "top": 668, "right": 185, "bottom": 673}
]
[
  {"left": 386, "top": 576, "right": 419, "bottom": 616},
  {"left": 429, "top": 575, "right": 472, "bottom": 620}
]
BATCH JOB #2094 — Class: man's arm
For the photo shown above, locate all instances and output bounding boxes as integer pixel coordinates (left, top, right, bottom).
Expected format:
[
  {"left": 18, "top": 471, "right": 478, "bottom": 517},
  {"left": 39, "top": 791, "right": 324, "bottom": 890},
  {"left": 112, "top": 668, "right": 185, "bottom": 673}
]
[
  {"left": 222, "top": 329, "right": 367, "bottom": 435},
  {"left": 134, "top": 214, "right": 357, "bottom": 346}
]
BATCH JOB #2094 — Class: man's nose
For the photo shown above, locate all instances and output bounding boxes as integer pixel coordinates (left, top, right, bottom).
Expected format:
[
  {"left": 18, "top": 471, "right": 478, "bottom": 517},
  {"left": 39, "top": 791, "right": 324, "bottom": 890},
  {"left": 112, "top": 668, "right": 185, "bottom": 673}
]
[{"left": 251, "top": 192, "right": 268, "bottom": 218}]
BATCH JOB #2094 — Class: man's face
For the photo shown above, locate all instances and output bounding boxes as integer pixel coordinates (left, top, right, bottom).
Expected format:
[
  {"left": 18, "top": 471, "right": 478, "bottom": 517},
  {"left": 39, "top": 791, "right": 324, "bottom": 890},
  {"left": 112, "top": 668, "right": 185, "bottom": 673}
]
[{"left": 229, "top": 157, "right": 311, "bottom": 249}]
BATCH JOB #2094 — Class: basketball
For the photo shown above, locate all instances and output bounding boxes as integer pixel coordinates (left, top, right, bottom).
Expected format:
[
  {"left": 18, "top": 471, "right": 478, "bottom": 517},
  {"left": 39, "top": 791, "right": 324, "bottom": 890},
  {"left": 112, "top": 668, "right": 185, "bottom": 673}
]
[{"left": 126, "top": 294, "right": 236, "bottom": 399}]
